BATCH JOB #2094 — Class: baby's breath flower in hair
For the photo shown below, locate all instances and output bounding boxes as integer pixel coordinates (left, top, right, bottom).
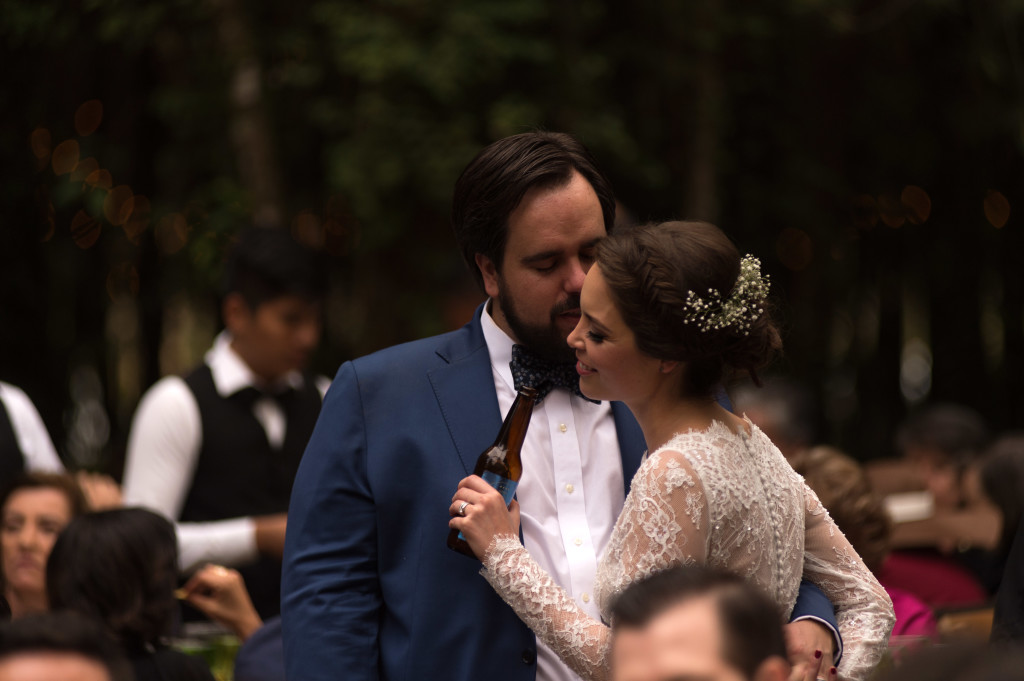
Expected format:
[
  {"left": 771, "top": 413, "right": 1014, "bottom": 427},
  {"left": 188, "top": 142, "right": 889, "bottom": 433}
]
[{"left": 681, "top": 255, "right": 770, "bottom": 335}]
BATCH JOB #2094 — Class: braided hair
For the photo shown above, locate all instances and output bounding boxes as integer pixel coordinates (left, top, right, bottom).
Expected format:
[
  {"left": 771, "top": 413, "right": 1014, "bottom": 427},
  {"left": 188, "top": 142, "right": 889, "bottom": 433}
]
[{"left": 596, "top": 220, "right": 781, "bottom": 397}]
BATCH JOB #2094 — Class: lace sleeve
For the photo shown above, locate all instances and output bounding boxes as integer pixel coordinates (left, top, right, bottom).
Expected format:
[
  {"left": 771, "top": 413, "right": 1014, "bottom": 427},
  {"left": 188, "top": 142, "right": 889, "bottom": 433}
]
[
  {"left": 802, "top": 485, "right": 895, "bottom": 681},
  {"left": 480, "top": 451, "right": 709, "bottom": 681}
]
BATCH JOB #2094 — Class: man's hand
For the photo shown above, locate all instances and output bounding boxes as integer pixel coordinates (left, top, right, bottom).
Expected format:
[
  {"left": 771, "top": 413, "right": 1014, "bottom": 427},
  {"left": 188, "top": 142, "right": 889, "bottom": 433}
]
[{"left": 785, "top": 619, "right": 836, "bottom": 681}]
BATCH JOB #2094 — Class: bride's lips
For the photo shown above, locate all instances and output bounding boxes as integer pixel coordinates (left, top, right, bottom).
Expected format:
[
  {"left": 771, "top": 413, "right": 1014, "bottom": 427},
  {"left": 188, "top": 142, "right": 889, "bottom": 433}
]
[{"left": 576, "top": 358, "right": 596, "bottom": 376}]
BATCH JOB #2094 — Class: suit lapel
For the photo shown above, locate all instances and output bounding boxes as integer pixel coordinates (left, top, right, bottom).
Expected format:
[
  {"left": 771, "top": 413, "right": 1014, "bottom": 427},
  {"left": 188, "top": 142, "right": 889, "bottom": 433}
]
[{"left": 428, "top": 309, "right": 503, "bottom": 476}]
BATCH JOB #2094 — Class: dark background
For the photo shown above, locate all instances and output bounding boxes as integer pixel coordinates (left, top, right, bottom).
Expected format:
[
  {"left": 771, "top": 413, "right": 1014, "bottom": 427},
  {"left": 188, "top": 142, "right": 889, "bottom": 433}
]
[{"left": 2, "top": 0, "right": 1021, "bottom": 474}]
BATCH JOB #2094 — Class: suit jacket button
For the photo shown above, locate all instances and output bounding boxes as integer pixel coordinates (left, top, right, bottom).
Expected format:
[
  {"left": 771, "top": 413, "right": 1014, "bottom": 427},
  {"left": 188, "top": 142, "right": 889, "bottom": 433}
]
[{"left": 521, "top": 649, "right": 536, "bottom": 665}]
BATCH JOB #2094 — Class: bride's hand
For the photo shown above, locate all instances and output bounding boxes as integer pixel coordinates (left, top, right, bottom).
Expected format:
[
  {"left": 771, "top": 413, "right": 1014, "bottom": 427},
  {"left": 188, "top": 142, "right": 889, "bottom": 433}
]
[{"left": 449, "top": 475, "right": 520, "bottom": 560}]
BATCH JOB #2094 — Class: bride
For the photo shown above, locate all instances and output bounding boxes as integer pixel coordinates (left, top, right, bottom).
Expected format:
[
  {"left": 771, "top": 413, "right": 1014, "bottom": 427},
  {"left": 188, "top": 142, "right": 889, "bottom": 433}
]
[{"left": 450, "top": 220, "right": 894, "bottom": 681}]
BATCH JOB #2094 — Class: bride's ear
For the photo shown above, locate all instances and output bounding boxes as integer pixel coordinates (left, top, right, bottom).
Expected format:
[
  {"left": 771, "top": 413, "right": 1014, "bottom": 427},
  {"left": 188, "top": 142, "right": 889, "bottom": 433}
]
[{"left": 659, "top": 360, "right": 679, "bottom": 374}]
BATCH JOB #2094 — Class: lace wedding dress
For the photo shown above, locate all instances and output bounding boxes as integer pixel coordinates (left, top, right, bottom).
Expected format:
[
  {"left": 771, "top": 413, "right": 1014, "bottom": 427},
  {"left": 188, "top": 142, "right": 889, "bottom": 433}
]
[{"left": 481, "top": 420, "right": 894, "bottom": 681}]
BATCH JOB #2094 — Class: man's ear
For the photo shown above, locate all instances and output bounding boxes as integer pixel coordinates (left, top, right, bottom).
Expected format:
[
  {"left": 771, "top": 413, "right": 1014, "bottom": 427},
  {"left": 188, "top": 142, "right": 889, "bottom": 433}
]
[
  {"left": 659, "top": 360, "right": 679, "bottom": 374},
  {"left": 475, "top": 253, "right": 501, "bottom": 299},
  {"left": 222, "top": 292, "right": 251, "bottom": 334},
  {"left": 752, "top": 655, "right": 791, "bottom": 681}
]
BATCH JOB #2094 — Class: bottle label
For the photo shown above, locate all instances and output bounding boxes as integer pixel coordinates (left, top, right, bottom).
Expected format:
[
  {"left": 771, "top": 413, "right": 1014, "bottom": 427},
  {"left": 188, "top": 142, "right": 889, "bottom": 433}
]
[
  {"left": 456, "top": 472, "right": 518, "bottom": 543},
  {"left": 481, "top": 471, "right": 518, "bottom": 506}
]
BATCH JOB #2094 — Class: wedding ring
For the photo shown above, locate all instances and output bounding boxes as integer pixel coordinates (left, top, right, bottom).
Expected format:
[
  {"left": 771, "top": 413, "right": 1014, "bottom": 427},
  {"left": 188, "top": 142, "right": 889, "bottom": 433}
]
[{"left": 458, "top": 501, "right": 469, "bottom": 517}]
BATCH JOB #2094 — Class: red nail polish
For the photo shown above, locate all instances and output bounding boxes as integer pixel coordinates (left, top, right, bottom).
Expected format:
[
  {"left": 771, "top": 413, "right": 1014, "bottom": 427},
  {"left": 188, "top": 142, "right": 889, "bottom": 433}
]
[
  {"left": 814, "top": 650, "right": 822, "bottom": 659},
  {"left": 830, "top": 667, "right": 837, "bottom": 677}
]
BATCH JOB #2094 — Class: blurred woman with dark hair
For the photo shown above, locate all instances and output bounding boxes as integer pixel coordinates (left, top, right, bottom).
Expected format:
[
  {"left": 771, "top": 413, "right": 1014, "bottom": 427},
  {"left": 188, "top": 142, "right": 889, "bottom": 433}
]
[
  {"left": 0, "top": 472, "right": 86, "bottom": 619},
  {"left": 46, "top": 507, "right": 215, "bottom": 681}
]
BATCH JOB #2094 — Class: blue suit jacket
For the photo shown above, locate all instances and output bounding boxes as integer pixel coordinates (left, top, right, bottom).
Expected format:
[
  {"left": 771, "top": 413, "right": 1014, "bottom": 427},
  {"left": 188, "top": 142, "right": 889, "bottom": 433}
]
[{"left": 282, "top": 308, "right": 837, "bottom": 681}]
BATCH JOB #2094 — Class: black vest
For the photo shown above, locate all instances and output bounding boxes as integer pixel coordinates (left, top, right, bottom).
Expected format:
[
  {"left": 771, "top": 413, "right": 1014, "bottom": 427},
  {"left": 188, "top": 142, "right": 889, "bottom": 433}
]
[
  {"left": 180, "top": 364, "right": 322, "bottom": 619},
  {"left": 0, "top": 398, "right": 26, "bottom": 487}
]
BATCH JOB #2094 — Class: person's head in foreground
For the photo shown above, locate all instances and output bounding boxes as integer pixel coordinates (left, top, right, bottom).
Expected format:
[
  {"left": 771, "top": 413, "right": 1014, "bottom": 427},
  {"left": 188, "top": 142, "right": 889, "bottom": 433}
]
[
  {"left": 0, "top": 610, "right": 132, "bottom": 681},
  {"left": 609, "top": 565, "right": 790, "bottom": 681},
  {"left": 46, "top": 507, "right": 179, "bottom": 654},
  {"left": 568, "top": 220, "right": 780, "bottom": 405},
  {"left": 0, "top": 473, "right": 87, "bottom": 619}
]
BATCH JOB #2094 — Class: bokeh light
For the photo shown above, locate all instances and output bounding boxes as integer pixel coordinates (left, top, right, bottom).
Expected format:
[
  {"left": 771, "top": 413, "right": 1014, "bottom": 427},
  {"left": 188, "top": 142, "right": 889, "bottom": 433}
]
[
  {"left": 877, "top": 193, "right": 905, "bottom": 228},
  {"left": 71, "top": 209, "right": 101, "bottom": 249},
  {"left": 86, "top": 169, "right": 113, "bottom": 189},
  {"left": 155, "top": 213, "right": 189, "bottom": 255},
  {"left": 776, "top": 227, "right": 814, "bottom": 271},
  {"left": 51, "top": 140, "right": 81, "bottom": 176},
  {"left": 124, "top": 196, "right": 151, "bottom": 244},
  {"left": 900, "top": 185, "right": 931, "bottom": 225},
  {"left": 984, "top": 190, "right": 1010, "bottom": 228},
  {"left": 75, "top": 100, "right": 104, "bottom": 137},
  {"left": 30, "top": 128, "right": 52, "bottom": 162},
  {"left": 103, "top": 185, "right": 135, "bottom": 226},
  {"left": 70, "top": 157, "right": 99, "bottom": 184}
]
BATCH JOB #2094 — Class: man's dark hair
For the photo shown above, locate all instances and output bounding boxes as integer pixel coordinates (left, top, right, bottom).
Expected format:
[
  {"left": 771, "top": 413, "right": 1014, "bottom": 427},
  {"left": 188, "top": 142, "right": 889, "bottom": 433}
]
[
  {"left": 451, "top": 131, "right": 616, "bottom": 291},
  {"left": 0, "top": 610, "right": 132, "bottom": 681},
  {"left": 222, "top": 227, "right": 329, "bottom": 309},
  {"left": 609, "top": 565, "right": 786, "bottom": 680},
  {"left": 46, "top": 508, "right": 179, "bottom": 653}
]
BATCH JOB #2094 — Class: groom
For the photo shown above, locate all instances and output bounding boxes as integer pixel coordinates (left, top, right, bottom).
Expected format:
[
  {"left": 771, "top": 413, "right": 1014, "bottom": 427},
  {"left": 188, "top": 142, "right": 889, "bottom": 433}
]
[{"left": 281, "top": 132, "right": 839, "bottom": 681}]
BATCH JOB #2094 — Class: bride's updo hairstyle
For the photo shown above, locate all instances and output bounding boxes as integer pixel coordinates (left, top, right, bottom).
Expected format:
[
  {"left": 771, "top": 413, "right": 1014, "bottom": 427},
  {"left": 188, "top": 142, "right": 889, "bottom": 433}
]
[{"left": 595, "top": 220, "right": 781, "bottom": 397}]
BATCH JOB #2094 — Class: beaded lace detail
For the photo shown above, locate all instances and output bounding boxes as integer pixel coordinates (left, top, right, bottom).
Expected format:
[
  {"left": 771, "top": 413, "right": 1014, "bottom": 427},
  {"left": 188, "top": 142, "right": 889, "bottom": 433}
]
[{"left": 481, "top": 420, "right": 894, "bottom": 681}]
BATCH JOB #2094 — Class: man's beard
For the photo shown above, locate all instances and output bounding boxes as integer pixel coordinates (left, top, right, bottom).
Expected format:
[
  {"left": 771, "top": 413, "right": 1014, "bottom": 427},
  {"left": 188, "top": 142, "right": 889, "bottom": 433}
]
[{"left": 497, "top": 279, "right": 579, "bottom": 364}]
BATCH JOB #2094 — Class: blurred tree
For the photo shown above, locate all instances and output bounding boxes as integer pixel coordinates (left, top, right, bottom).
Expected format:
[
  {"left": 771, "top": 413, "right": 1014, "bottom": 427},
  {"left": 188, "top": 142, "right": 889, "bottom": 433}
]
[{"left": 0, "top": 0, "right": 1021, "bottom": 472}]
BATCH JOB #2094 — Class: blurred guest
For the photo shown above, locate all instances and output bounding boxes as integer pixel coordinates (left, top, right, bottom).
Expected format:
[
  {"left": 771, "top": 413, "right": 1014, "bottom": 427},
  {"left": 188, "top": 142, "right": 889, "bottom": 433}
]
[
  {"left": 46, "top": 508, "right": 216, "bottom": 681},
  {"left": 0, "top": 610, "right": 132, "bottom": 681},
  {"left": 0, "top": 382, "right": 63, "bottom": 479},
  {"left": 179, "top": 562, "right": 286, "bottom": 681},
  {"left": 608, "top": 565, "right": 796, "bottom": 681},
  {"left": 180, "top": 563, "right": 263, "bottom": 642},
  {"left": 732, "top": 377, "right": 819, "bottom": 463},
  {"left": 0, "top": 472, "right": 86, "bottom": 619},
  {"left": 875, "top": 641, "right": 1024, "bottom": 681},
  {"left": 983, "top": 434, "right": 1024, "bottom": 642},
  {"left": 895, "top": 403, "right": 990, "bottom": 511},
  {"left": 122, "top": 226, "right": 329, "bottom": 618},
  {"left": 866, "top": 403, "right": 1000, "bottom": 601},
  {"left": 795, "top": 447, "right": 937, "bottom": 640},
  {"left": 978, "top": 433, "right": 1024, "bottom": 565}
]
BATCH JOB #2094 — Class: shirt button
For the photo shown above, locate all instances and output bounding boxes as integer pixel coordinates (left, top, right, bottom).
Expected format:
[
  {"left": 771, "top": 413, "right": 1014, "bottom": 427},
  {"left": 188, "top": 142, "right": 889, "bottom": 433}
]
[
  {"left": 565, "top": 483, "right": 575, "bottom": 494},
  {"left": 559, "top": 423, "right": 567, "bottom": 433},
  {"left": 574, "top": 537, "right": 583, "bottom": 546},
  {"left": 582, "top": 593, "right": 590, "bottom": 603}
]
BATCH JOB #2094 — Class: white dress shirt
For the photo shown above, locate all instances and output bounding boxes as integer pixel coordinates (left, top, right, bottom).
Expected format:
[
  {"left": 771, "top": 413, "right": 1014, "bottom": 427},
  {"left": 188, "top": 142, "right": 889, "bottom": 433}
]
[
  {"left": 0, "top": 382, "right": 63, "bottom": 472},
  {"left": 122, "top": 332, "right": 328, "bottom": 573},
  {"left": 480, "top": 306, "right": 625, "bottom": 681}
]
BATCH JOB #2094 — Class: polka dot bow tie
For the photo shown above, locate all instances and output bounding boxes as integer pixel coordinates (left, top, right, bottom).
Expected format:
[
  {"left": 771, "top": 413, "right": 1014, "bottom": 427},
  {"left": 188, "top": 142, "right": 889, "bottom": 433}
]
[{"left": 510, "top": 344, "right": 599, "bottom": 405}]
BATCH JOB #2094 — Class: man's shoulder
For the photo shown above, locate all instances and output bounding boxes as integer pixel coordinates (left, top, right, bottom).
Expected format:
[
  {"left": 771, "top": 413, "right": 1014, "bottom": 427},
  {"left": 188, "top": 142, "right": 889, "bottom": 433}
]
[{"left": 349, "top": 318, "right": 485, "bottom": 375}]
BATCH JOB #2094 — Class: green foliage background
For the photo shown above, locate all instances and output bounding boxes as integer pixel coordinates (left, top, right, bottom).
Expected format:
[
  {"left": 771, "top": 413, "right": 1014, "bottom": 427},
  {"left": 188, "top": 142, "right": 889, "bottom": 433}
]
[{"left": 1, "top": 0, "right": 1022, "bottom": 471}]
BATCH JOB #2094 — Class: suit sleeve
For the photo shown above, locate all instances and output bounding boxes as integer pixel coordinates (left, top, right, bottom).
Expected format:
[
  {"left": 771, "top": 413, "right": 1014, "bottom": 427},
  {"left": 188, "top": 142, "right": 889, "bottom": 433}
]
[
  {"left": 791, "top": 579, "right": 843, "bottom": 664},
  {"left": 281, "top": 362, "right": 380, "bottom": 681}
]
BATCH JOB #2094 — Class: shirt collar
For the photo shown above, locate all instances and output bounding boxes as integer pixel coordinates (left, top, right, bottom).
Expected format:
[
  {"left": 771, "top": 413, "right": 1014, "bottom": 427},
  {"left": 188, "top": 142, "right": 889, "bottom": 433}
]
[
  {"left": 205, "top": 331, "right": 304, "bottom": 398},
  {"left": 479, "top": 300, "right": 517, "bottom": 395}
]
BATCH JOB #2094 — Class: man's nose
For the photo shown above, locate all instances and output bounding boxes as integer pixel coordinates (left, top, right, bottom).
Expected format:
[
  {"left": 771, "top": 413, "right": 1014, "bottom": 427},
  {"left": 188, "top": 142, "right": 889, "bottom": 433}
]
[{"left": 565, "top": 258, "right": 587, "bottom": 293}]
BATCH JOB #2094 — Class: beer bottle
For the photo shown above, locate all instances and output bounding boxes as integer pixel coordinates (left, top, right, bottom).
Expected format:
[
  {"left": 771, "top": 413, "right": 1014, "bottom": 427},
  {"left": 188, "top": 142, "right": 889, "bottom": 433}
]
[{"left": 447, "top": 386, "right": 538, "bottom": 559}]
